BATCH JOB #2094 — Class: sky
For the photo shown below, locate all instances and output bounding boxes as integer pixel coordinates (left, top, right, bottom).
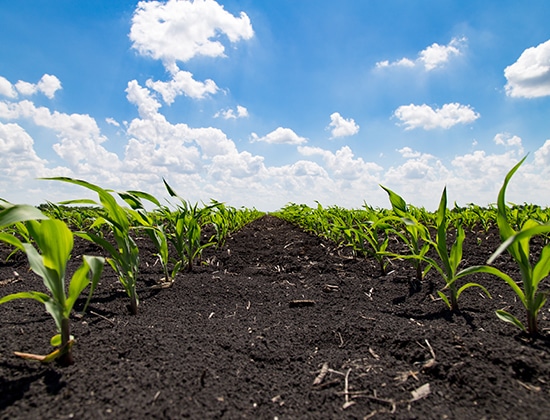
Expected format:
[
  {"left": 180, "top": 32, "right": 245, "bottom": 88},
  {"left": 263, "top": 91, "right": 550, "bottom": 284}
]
[{"left": 1, "top": 0, "right": 550, "bottom": 211}]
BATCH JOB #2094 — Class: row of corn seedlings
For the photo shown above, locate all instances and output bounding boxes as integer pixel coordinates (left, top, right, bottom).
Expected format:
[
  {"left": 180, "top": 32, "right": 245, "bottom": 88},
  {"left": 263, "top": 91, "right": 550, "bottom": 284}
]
[
  {"left": 0, "top": 177, "right": 263, "bottom": 365},
  {"left": 277, "top": 157, "right": 550, "bottom": 336}
]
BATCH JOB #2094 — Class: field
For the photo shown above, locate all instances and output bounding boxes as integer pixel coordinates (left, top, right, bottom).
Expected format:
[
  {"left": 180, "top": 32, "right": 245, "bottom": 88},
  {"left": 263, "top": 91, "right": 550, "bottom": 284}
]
[
  {"left": 1, "top": 166, "right": 550, "bottom": 419},
  {"left": 1, "top": 213, "right": 550, "bottom": 419}
]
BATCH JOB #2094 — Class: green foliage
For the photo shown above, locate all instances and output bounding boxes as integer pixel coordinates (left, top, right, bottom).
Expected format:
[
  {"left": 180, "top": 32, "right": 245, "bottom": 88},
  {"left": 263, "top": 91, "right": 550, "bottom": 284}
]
[
  {"left": 0, "top": 205, "right": 104, "bottom": 365},
  {"left": 118, "top": 189, "right": 177, "bottom": 286},
  {"left": 484, "top": 157, "right": 550, "bottom": 335},
  {"left": 380, "top": 185, "right": 431, "bottom": 287},
  {"left": 407, "top": 188, "right": 491, "bottom": 310},
  {"left": 162, "top": 179, "right": 218, "bottom": 272},
  {"left": 42, "top": 177, "right": 141, "bottom": 315}
]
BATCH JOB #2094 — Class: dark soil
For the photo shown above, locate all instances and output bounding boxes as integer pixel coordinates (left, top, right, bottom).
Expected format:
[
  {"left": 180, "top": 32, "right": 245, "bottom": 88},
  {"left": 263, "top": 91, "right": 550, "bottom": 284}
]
[{"left": 1, "top": 215, "right": 550, "bottom": 419}]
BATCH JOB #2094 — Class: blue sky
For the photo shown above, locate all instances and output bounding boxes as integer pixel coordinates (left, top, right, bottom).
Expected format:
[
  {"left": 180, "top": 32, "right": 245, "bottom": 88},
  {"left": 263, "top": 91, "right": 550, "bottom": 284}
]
[{"left": 1, "top": 0, "right": 550, "bottom": 211}]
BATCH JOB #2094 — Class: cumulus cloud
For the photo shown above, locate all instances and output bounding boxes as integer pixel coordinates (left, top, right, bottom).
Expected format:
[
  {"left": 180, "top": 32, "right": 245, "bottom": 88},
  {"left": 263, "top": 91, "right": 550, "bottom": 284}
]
[
  {"left": 0, "top": 76, "right": 17, "bottom": 98},
  {"left": 386, "top": 147, "right": 442, "bottom": 180},
  {"left": 394, "top": 102, "right": 480, "bottom": 130},
  {"left": 504, "top": 39, "right": 550, "bottom": 98},
  {"left": 376, "top": 37, "right": 466, "bottom": 71},
  {"left": 128, "top": 1, "right": 253, "bottom": 106},
  {"left": 0, "top": 122, "right": 49, "bottom": 178},
  {"left": 327, "top": 112, "right": 359, "bottom": 138},
  {"left": 493, "top": 132, "right": 524, "bottom": 154},
  {"left": 250, "top": 127, "right": 307, "bottom": 145},
  {"left": 126, "top": 80, "right": 162, "bottom": 119},
  {"left": 129, "top": 0, "right": 254, "bottom": 66},
  {"left": 0, "top": 98, "right": 118, "bottom": 173},
  {"left": 146, "top": 69, "right": 218, "bottom": 103},
  {"left": 451, "top": 149, "right": 524, "bottom": 183},
  {"left": 534, "top": 139, "right": 550, "bottom": 168},
  {"left": 299, "top": 145, "right": 382, "bottom": 180},
  {"left": 14, "top": 74, "right": 62, "bottom": 99},
  {"left": 214, "top": 105, "right": 249, "bottom": 119}
]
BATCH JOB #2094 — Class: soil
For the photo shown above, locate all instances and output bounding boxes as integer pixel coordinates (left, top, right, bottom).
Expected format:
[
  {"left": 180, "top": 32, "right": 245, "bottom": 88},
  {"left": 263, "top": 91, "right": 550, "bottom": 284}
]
[{"left": 1, "top": 215, "right": 550, "bottom": 419}]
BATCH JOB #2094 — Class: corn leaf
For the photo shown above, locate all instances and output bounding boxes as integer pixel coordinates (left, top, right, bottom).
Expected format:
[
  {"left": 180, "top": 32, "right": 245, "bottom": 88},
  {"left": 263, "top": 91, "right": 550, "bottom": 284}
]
[
  {"left": 163, "top": 178, "right": 179, "bottom": 198},
  {"left": 0, "top": 291, "right": 51, "bottom": 306},
  {"left": 0, "top": 204, "right": 48, "bottom": 228},
  {"left": 27, "top": 219, "right": 73, "bottom": 290},
  {"left": 0, "top": 232, "right": 25, "bottom": 252},
  {"left": 496, "top": 309, "right": 526, "bottom": 331}
]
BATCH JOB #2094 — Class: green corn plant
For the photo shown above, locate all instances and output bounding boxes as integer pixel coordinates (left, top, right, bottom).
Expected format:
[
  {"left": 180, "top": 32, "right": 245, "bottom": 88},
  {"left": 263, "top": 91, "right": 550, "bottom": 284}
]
[
  {"left": 207, "top": 200, "right": 232, "bottom": 248},
  {"left": 482, "top": 156, "right": 550, "bottom": 335},
  {"left": 0, "top": 204, "right": 104, "bottom": 366},
  {"left": 117, "top": 190, "right": 180, "bottom": 287},
  {"left": 401, "top": 187, "right": 491, "bottom": 310},
  {"left": 380, "top": 185, "right": 431, "bottom": 290},
  {"left": 333, "top": 210, "right": 391, "bottom": 276},
  {"left": 42, "top": 177, "right": 142, "bottom": 315},
  {"left": 162, "top": 179, "right": 218, "bottom": 272}
]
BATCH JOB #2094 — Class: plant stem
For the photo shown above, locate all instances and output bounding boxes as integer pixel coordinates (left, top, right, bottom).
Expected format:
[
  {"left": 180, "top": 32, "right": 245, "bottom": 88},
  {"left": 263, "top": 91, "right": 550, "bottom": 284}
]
[
  {"left": 527, "top": 310, "right": 538, "bottom": 336},
  {"left": 59, "top": 318, "right": 74, "bottom": 366},
  {"left": 129, "top": 293, "right": 138, "bottom": 315}
]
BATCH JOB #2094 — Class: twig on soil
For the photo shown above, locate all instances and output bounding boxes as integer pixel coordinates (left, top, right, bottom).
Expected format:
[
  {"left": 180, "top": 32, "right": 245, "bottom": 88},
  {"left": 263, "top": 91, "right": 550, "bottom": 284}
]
[
  {"left": 415, "top": 339, "right": 436, "bottom": 370},
  {"left": 337, "top": 390, "right": 396, "bottom": 413},
  {"left": 313, "top": 362, "right": 329, "bottom": 386},
  {"left": 342, "top": 368, "right": 355, "bottom": 409},
  {"left": 288, "top": 299, "right": 315, "bottom": 308},
  {"left": 89, "top": 310, "right": 115, "bottom": 325},
  {"left": 368, "top": 347, "right": 380, "bottom": 360},
  {"left": 517, "top": 380, "right": 541, "bottom": 392},
  {"left": 336, "top": 331, "right": 344, "bottom": 347}
]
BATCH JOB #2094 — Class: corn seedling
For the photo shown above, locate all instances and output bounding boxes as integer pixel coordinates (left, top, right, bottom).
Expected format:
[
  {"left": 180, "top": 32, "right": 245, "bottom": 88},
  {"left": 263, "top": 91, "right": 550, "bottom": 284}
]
[
  {"left": 405, "top": 188, "right": 491, "bottom": 310},
  {"left": 334, "top": 208, "right": 392, "bottom": 276},
  {"left": 42, "top": 177, "right": 142, "bottom": 315},
  {"left": 482, "top": 157, "right": 550, "bottom": 335},
  {"left": 0, "top": 204, "right": 104, "bottom": 366},
  {"left": 162, "top": 179, "right": 218, "bottom": 272},
  {"left": 380, "top": 185, "right": 431, "bottom": 290},
  {"left": 118, "top": 190, "right": 179, "bottom": 286}
]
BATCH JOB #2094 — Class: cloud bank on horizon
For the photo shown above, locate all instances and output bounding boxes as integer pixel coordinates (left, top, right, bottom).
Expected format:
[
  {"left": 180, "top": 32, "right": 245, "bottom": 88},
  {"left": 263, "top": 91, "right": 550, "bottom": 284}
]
[{"left": 1, "top": 0, "right": 550, "bottom": 210}]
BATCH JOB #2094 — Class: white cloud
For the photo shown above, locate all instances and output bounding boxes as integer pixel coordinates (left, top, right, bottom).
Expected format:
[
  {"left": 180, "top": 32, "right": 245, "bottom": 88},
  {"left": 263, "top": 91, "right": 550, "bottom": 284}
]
[
  {"left": 419, "top": 37, "right": 465, "bottom": 71},
  {"left": 493, "top": 133, "right": 524, "bottom": 154},
  {"left": 106, "top": 117, "right": 120, "bottom": 127},
  {"left": 386, "top": 148, "right": 442, "bottom": 181},
  {"left": 376, "top": 58, "right": 415, "bottom": 69},
  {"left": 14, "top": 80, "right": 37, "bottom": 96},
  {"left": 126, "top": 80, "right": 162, "bottom": 119},
  {"left": 327, "top": 112, "right": 359, "bottom": 138},
  {"left": 504, "top": 39, "right": 550, "bottom": 98},
  {"left": 146, "top": 69, "right": 218, "bottom": 103},
  {"left": 0, "top": 122, "right": 49, "bottom": 178},
  {"left": 376, "top": 37, "right": 466, "bottom": 71},
  {"left": 14, "top": 74, "right": 62, "bottom": 99},
  {"left": 0, "top": 76, "right": 17, "bottom": 98},
  {"left": 299, "top": 145, "right": 382, "bottom": 180},
  {"left": 37, "top": 74, "right": 62, "bottom": 99},
  {"left": 394, "top": 102, "right": 480, "bottom": 130},
  {"left": 214, "top": 105, "right": 249, "bottom": 119},
  {"left": 129, "top": 0, "right": 254, "bottom": 66},
  {"left": 128, "top": 1, "right": 252, "bottom": 106},
  {"left": 0, "top": 99, "right": 119, "bottom": 174},
  {"left": 534, "top": 139, "right": 550, "bottom": 168},
  {"left": 450, "top": 148, "right": 526, "bottom": 202},
  {"left": 250, "top": 127, "right": 307, "bottom": 145}
]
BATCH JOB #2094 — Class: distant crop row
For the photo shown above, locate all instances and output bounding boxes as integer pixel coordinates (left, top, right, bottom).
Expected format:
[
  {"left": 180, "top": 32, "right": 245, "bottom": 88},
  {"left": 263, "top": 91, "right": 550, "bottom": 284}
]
[
  {"left": 276, "top": 157, "right": 550, "bottom": 338},
  {"left": 0, "top": 177, "right": 263, "bottom": 366}
]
